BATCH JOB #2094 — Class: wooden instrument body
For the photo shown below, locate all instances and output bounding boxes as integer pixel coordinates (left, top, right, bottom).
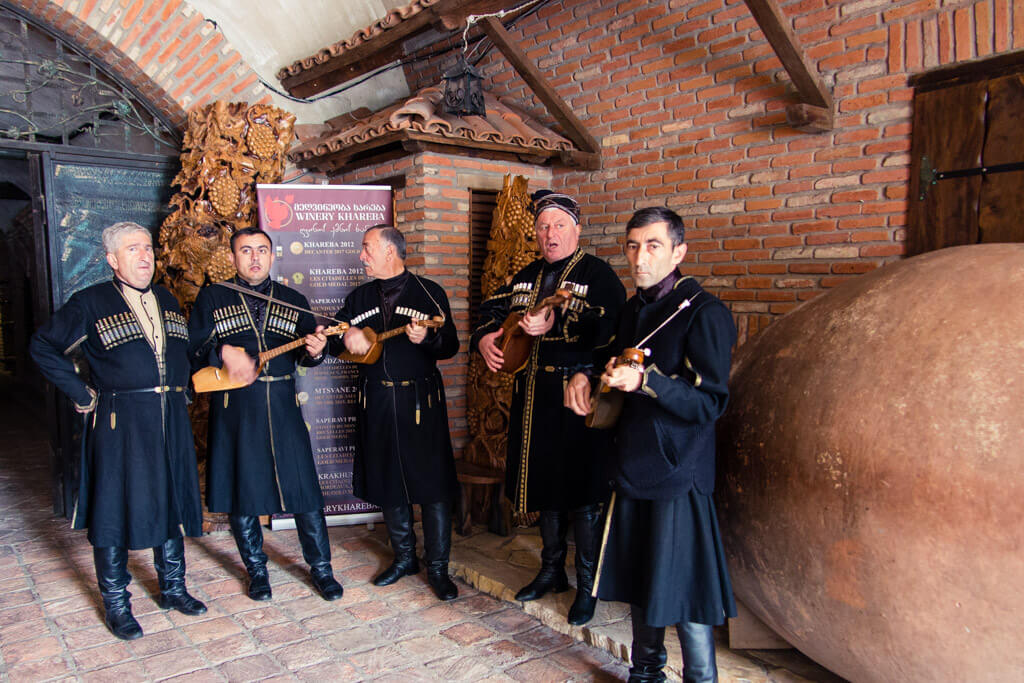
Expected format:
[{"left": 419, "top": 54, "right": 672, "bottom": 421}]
[
  {"left": 496, "top": 314, "right": 531, "bottom": 374},
  {"left": 192, "top": 354, "right": 263, "bottom": 393},
  {"left": 585, "top": 347, "right": 647, "bottom": 429},
  {"left": 192, "top": 323, "right": 348, "bottom": 393},
  {"left": 334, "top": 317, "right": 444, "bottom": 365},
  {"left": 495, "top": 289, "right": 572, "bottom": 374},
  {"left": 334, "top": 328, "right": 381, "bottom": 364}
]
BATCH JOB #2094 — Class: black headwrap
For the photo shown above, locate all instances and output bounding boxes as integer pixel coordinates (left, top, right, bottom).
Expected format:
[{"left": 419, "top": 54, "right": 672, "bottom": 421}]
[{"left": 530, "top": 190, "right": 580, "bottom": 224}]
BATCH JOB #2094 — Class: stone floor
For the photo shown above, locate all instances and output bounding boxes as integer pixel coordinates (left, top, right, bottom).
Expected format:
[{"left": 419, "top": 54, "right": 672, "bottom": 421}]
[{"left": 0, "top": 384, "right": 840, "bottom": 682}]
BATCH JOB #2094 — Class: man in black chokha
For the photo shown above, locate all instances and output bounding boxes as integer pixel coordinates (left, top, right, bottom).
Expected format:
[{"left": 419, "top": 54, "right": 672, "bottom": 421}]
[
  {"left": 328, "top": 225, "right": 461, "bottom": 601},
  {"left": 472, "top": 190, "right": 625, "bottom": 626},
  {"left": 188, "top": 227, "right": 343, "bottom": 603},
  {"left": 30, "top": 222, "right": 206, "bottom": 640},
  {"left": 565, "top": 207, "right": 737, "bottom": 682}
]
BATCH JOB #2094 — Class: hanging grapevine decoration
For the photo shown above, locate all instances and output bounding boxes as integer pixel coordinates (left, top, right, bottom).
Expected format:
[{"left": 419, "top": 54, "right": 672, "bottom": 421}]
[{"left": 155, "top": 101, "right": 295, "bottom": 311}]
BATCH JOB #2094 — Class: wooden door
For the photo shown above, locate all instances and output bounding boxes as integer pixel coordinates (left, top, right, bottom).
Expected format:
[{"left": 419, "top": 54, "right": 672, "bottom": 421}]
[{"left": 908, "top": 62, "right": 1024, "bottom": 256}]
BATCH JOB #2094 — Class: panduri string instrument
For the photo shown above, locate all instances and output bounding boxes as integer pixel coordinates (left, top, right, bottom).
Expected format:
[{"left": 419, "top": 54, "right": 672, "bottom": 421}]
[
  {"left": 335, "top": 316, "right": 445, "bottom": 364},
  {"left": 495, "top": 288, "right": 573, "bottom": 374},
  {"left": 585, "top": 347, "right": 648, "bottom": 429},
  {"left": 584, "top": 291, "right": 702, "bottom": 429},
  {"left": 192, "top": 323, "right": 349, "bottom": 393}
]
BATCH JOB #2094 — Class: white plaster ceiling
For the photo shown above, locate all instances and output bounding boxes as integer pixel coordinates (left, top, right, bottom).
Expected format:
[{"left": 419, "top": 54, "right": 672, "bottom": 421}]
[{"left": 187, "top": 0, "right": 414, "bottom": 125}]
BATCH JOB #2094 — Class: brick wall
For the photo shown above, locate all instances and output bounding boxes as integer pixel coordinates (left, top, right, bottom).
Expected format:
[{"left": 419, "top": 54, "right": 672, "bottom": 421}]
[
  {"left": 334, "top": 154, "right": 554, "bottom": 451},
  {"left": 405, "top": 0, "right": 1024, "bottom": 342},
  {"left": 15, "top": 0, "right": 273, "bottom": 129}
]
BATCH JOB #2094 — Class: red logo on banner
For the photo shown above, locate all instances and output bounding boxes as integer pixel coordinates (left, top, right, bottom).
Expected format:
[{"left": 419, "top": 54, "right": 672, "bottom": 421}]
[{"left": 263, "top": 194, "right": 293, "bottom": 230}]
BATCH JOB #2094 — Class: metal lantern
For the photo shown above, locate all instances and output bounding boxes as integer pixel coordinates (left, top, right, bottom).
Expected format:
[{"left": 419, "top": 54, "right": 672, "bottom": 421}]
[{"left": 442, "top": 56, "right": 485, "bottom": 116}]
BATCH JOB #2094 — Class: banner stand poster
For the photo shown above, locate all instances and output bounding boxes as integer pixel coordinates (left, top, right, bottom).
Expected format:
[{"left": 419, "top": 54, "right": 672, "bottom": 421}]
[{"left": 256, "top": 183, "right": 392, "bottom": 529}]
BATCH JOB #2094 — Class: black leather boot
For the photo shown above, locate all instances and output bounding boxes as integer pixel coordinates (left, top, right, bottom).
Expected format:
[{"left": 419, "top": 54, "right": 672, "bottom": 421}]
[
  {"left": 676, "top": 621, "right": 718, "bottom": 682},
  {"left": 229, "top": 514, "right": 271, "bottom": 601},
  {"left": 294, "top": 510, "right": 343, "bottom": 601},
  {"left": 373, "top": 505, "right": 419, "bottom": 586},
  {"left": 629, "top": 607, "right": 668, "bottom": 682},
  {"left": 567, "top": 504, "right": 601, "bottom": 625},
  {"left": 94, "top": 546, "right": 143, "bottom": 640},
  {"left": 421, "top": 501, "right": 457, "bottom": 601},
  {"left": 515, "top": 510, "right": 569, "bottom": 601},
  {"left": 153, "top": 536, "right": 207, "bottom": 615}
]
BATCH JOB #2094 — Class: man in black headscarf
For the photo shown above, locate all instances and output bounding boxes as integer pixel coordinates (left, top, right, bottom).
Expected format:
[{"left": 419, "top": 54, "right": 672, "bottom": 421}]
[{"left": 472, "top": 190, "right": 625, "bottom": 626}]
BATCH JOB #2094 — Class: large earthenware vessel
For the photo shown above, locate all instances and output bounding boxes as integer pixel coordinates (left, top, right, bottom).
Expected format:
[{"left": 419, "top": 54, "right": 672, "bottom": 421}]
[{"left": 717, "top": 244, "right": 1024, "bottom": 682}]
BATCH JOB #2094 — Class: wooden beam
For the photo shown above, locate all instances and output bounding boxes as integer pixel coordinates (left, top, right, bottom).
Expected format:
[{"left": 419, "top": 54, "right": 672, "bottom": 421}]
[
  {"left": 479, "top": 16, "right": 601, "bottom": 154},
  {"left": 280, "top": 11, "right": 433, "bottom": 98},
  {"left": 295, "top": 128, "right": 569, "bottom": 176},
  {"left": 403, "top": 130, "right": 564, "bottom": 158},
  {"left": 786, "top": 103, "right": 833, "bottom": 133},
  {"left": 279, "top": 0, "right": 522, "bottom": 99},
  {"left": 742, "top": 0, "right": 832, "bottom": 111},
  {"left": 908, "top": 49, "right": 1024, "bottom": 92},
  {"left": 559, "top": 149, "right": 601, "bottom": 170}
]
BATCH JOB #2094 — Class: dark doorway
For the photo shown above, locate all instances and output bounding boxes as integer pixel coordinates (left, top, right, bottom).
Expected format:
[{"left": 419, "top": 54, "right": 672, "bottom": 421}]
[{"left": 0, "top": 1, "right": 181, "bottom": 517}]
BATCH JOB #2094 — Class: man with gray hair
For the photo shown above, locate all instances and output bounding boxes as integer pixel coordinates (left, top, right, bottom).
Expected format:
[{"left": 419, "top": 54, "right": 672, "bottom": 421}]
[
  {"left": 30, "top": 222, "right": 205, "bottom": 641},
  {"left": 328, "top": 225, "right": 461, "bottom": 601}
]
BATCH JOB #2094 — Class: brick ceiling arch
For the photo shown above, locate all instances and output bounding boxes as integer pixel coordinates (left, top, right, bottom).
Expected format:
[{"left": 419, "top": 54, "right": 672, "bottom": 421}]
[{"left": 8, "top": 0, "right": 272, "bottom": 131}]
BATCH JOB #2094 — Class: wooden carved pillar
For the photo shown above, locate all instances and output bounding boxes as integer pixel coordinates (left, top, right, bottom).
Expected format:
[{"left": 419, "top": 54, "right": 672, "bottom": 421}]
[
  {"left": 463, "top": 175, "right": 537, "bottom": 526},
  {"left": 156, "top": 101, "right": 295, "bottom": 310},
  {"left": 154, "top": 102, "right": 294, "bottom": 530}
]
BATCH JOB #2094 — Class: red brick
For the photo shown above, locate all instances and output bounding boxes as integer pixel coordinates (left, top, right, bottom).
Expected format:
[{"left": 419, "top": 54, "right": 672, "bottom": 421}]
[{"left": 954, "top": 7, "right": 974, "bottom": 62}]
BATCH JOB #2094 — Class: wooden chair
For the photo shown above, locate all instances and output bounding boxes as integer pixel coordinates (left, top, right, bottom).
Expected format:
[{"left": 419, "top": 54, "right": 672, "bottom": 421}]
[{"left": 454, "top": 461, "right": 511, "bottom": 537}]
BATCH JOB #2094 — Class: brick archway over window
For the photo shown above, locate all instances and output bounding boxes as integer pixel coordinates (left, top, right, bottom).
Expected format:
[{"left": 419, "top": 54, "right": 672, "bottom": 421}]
[{"left": 8, "top": 0, "right": 272, "bottom": 131}]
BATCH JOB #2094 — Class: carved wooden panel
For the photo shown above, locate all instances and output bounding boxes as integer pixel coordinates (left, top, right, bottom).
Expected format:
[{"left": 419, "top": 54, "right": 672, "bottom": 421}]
[
  {"left": 462, "top": 174, "right": 536, "bottom": 525},
  {"left": 156, "top": 101, "right": 295, "bottom": 310}
]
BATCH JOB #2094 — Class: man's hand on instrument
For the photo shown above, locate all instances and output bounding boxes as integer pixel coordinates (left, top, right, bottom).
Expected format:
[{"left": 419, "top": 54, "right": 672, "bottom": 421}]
[
  {"left": 565, "top": 372, "right": 593, "bottom": 416},
  {"left": 519, "top": 309, "right": 554, "bottom": 337},
  {"left": 305, "top": 325, "right": 327, "bottom": 357},
  {"left": 343, "top": 327, "right": 372, "bottom": 355},
  {"left": 478, "top": 329, "right": 504, "bottom": 372},
  {"left": 602, "top": 364, "right": 642, "bottom": 393},
  {"left": 405, "top": 321, "right": 428, "bottom": 344},
  {"left": 221, "top": 345, "right": 258, "bottom": 384}
]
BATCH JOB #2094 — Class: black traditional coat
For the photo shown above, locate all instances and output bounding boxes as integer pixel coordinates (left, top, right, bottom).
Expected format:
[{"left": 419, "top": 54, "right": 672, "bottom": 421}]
[
  {"left": 470, "top": 249, "right": 625, "bottom": 513},
  {"left": 189, "top": 279, "right": 325, "bottom": 515},
  {"left": 600, "top": 275, "right": 735, "bottom": 499},
  {"left": 592, "top": 274, "right": 737, "bottom": 626},
  {"left": 328, "top": 271, "right": 459, "bottom": 508},
  {"left": 30, "top": 280, "right": 203, "bottom": 550}
]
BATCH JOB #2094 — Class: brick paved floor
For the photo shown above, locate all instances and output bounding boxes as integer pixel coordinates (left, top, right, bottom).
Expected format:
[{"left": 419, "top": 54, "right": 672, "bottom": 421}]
[
  {"left": 0, "top": 383, "right": 839, "bottom": 682},
  {"left": 0, "top": 390, "right": 631, "bottom": 682}
]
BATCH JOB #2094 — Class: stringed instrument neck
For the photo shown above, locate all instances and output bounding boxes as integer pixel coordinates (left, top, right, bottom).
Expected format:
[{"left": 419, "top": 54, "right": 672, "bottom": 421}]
[
  {"left": 257, "top": 323, "right": 350, "bottom": 364},
  {"left": 373, "top": 315, "right": 445, "bottom": 341},
  {"left": 335, "top": 316, "right": 445, "bottom": 365},
  {"left": 191, "top": 323, "right": 349, "bottom": 394},
  {"left": 257, "top": 337, "right": 305, "bottom": 364}
]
